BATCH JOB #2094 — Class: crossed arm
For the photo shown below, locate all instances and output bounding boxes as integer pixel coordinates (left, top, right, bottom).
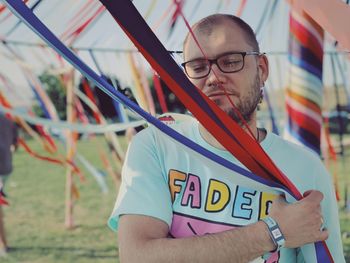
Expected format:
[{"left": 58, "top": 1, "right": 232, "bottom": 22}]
[{"left": 118, "top": 191, "right": 327, "bottom": 263}]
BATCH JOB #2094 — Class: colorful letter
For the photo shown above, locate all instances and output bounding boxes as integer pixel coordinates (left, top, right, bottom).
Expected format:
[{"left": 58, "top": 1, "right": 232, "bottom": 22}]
[
  {"left": 181, "top": 174, "right": 201, "bottom": 208},
  {"left": 259, "top": 192, "right": 277, "bottom": 219},
  {"left": 232, "top": 186, "right": 257, "bottom": 220},
  {"left": 205, "top": 179, "right": 230, "bottom": 212},
  {"left": 168, "top": 169, "right": 186, "bottom": 202}
]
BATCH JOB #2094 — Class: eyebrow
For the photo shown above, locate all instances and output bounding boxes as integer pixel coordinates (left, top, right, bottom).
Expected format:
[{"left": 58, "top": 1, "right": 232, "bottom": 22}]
[{"left": 184, "top": 50, "right": 250, "bottom": 63}]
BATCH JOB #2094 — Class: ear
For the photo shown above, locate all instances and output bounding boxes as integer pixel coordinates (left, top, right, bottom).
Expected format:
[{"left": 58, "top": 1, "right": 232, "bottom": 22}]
[{"left": 258, "top": 54, "right": 269, "bottom": 87}]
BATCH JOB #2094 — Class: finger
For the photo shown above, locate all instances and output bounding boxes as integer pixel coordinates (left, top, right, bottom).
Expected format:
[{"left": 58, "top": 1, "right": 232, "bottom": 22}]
[
  {"left": 317, "top": 229, "right": 329, "bottom": 242},
  {"left": 320, "top": 217, "right": 325, "bottom": 231},
  {"left": 303, "top": 190, "right": 313, "bottom": 197},
  {"left": 303, "top": 190, "right": 324, "bottom": 203}
]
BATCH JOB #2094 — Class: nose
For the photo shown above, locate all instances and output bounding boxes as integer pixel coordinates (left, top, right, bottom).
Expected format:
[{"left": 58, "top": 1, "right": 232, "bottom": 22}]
[{"left": 206, "top": 63, "right": 226, "bottom": 87}]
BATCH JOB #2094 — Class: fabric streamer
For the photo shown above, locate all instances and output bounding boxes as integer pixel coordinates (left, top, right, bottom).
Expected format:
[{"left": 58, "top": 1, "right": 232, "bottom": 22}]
[
  {"left": 254, "top": 0, "right": 279, "bottom": 46},
  {"left": 127, "top": 53, "right": 150, "bottom": 112},
  {"left": 0, "top": 90, "right": 79, "bottom": 168},
  {"left": 0, "top": 195, "right": 8, "bottom": 206},
  {"left": 0, "top": 74, "right": 85, "bottom": 183},
  {"left": 0, "top": 105, "right": 146, "bottom": 133},
  {"left": 88, "top": 50, "right": 127, "bottom": 123},
  {"left": 3, "top": 43, "right": 60, "bottom": 121},
  {"left": 322, "top": 117, "right": 341, "bottom": 201},
  {"left": 151, "top": 2, "right": 173, "bottom": 31},
  {"left": 80, "top": 78, "right": 125, "bottom": 163},
  {"left": 72, "top": 76, "right": 123, "bottom": 185},
  {"left": 81, "top": 78, "right": 102, "bottom": 123},
  {"left": 187, "top": 0, "right": 201, "bottom": 21},
  {"left": 60, "top": 0, "right": 95, "bottom": 39},
  {"left": 0, "top": 90, "right": 54, "bottom": 152},
  {"left": 329, "top": 53, "right": 346, "bottom": 203},
  {"left": 215, "top": 0, "right": 224, "bottom": 12},
  {"left": 143, "top": 0, "right": 158, "bottom": 19},
  {"left": 235, "top": 0, "right": 247, "bottom": 17},
  {"left": 60, "top": 2, "right": 105, "bottom": 46},
  {"left": 3, "top": 1, "right": 333, "bottom": 261},
  {"left": 18, "top": 137, "right": 82, "bottom": 176},
  {"left": 285, "top": 10, "right": 324, "bottom": 155},
  {"left": 66, "top": 6, "right": 105, "bottom": 46},
  {"left": 68, "top": 74, "right": 122, "bottom": 188},
  {"left": 0, "top": 73, "right": 28, "bottom": 107},
  {"left": 74, "top": 95, "right": 91, "bottom": 127},
  {"left": 168, "top": 0, "right": 185, "bottom": 38},
  {"left": 138, "top": 56, "right": 156, "bottom": 115},
  {"left": 333, "top": 53, "right": 350, "bottom": 103},
  {"left": 5, "top": 0, "right": 42, "bottom": 36},
  {"left": 152, "top": 72, "right": 168, "bottom": 113},
  {"left": 0, "top": 55, "right": 58, "bottom": 153},
  {"left": 77, "top": 154, "right": 108, "bottom": 193}
]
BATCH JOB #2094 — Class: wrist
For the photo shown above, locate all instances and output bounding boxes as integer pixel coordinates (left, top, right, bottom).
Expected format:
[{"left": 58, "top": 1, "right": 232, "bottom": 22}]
[
  {"left": 260, "top": 216, "right": 285, "bottom": 252},
  {"left": 258, "top": 220, "right": 278, "bottom": 252}
]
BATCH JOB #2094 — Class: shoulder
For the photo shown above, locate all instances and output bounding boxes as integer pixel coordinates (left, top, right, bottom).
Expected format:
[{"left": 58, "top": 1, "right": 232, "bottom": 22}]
[
  {"left": 129, "top": 114, "right": 197, "bottom": 156},
  {"left": 267, "top": 133, "right": 321, "bottom": 164},
  {"left": 132, "top": 113, "right": 197, "bottom": 144},
  {"left": 265, "top": 133, "right": 327, "bottom": 191}
]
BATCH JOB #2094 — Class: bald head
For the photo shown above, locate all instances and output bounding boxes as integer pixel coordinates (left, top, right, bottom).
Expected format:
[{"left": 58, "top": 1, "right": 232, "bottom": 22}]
[{"left": 183, "top": 14, "right": 259, "bottom": 58}]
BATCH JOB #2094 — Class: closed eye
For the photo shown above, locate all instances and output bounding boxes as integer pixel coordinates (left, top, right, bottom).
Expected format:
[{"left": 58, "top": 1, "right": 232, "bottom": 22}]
[
  {"left": 192, "top": 65, "right": 208, "bottom": 72},
  {"left": 223, "top": 60, "right": 241, "bottom": 66}
]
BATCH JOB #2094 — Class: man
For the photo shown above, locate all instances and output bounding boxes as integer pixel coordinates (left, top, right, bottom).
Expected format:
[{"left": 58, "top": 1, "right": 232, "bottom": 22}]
[
  {"left": 0, "top": 113, "right": 18, "bottom": 256},
  {"left": 109, "top": 14, "right": 344, "bottom": 262}
]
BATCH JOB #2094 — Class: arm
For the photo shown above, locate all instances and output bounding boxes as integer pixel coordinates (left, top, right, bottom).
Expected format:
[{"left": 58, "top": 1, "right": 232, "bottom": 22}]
[
  {"left": 118, "top": 191, "right": 327, "bottom": 263},
  {"left": 119, "top": 215, "right": 273, "bottom": 263}
]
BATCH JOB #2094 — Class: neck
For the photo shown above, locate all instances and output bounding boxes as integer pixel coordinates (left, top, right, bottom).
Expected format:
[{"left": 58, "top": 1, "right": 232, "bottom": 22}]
[{"left": 198, "top": 115, "right": 265, "bottom": 150}]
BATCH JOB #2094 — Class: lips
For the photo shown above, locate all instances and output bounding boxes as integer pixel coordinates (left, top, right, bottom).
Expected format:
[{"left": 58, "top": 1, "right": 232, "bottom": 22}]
[{"left": 207, "top": 92, "right": 237, "bottom": 98}]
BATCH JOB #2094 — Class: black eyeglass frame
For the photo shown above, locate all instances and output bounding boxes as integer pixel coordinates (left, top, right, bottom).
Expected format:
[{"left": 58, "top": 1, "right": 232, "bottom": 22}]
[{"left": 181, "top": 51, "right": 261, "bottom": 79}]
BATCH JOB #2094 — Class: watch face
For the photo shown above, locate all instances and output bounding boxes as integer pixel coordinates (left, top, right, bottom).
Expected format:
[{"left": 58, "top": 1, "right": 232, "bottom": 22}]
[{"left": 272, "top": 228, "right": 282, "bottom": 239}]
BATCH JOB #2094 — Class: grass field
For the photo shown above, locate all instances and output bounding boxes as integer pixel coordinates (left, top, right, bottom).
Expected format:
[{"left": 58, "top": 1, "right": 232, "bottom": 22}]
[
  {"left": 1, "top": 135, "right": 350, "bottom": 262},
  {"left": 2, "top": 137, "right": 121, "bottom": 263}
]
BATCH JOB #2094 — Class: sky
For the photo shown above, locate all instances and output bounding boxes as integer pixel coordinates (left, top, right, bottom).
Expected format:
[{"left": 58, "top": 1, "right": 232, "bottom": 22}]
[{"left": 0, "top": 0, "right": 349, "bottom": 107}]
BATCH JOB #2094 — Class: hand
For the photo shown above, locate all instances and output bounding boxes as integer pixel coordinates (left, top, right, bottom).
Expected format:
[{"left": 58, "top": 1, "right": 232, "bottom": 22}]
[{"left": 268, "top": 190, "right": 328, "bottom": 248}]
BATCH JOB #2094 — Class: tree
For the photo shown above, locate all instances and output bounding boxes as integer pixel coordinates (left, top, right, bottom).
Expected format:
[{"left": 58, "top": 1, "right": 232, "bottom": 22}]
[{"left": 33, "top": 71, "right": 67, "bottom": 120}]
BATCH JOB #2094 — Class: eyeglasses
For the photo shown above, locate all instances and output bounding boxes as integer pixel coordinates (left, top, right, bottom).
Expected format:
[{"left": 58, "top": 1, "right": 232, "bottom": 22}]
[{"left": 181, "top": 51, "right": 261, "bottom": 79}]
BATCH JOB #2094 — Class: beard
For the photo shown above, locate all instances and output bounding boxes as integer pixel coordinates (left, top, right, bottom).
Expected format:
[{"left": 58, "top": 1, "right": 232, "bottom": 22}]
[{"left": 212, "top": 72, "right": 261, "bottom": 125}]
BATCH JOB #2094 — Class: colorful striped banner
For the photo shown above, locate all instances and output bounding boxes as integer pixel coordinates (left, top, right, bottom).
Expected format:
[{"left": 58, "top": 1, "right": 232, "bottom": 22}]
[{"left": 285, "top": 10, "right": 324, "bottom": 154}]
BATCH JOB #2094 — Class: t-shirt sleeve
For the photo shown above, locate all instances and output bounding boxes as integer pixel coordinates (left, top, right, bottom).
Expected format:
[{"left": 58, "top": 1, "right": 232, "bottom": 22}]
[{"left": 108, "top": 129, "right": 173, "bottom": 231}]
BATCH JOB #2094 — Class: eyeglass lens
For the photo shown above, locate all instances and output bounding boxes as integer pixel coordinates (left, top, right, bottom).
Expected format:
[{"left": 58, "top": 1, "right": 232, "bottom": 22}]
[{"left": 185, "top": 53, "right": 244, "bottom": 78}]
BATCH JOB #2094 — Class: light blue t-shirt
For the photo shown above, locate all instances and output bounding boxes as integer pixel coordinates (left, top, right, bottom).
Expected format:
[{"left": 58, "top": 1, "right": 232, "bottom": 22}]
[{"left": 109, "top": 117, "right": 344, "bottom": 263}]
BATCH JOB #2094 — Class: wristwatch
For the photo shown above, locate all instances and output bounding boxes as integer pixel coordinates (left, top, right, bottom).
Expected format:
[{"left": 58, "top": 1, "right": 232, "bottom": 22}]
[{"left": 261, "top": 216, "right": 285, "bottom": 252}]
